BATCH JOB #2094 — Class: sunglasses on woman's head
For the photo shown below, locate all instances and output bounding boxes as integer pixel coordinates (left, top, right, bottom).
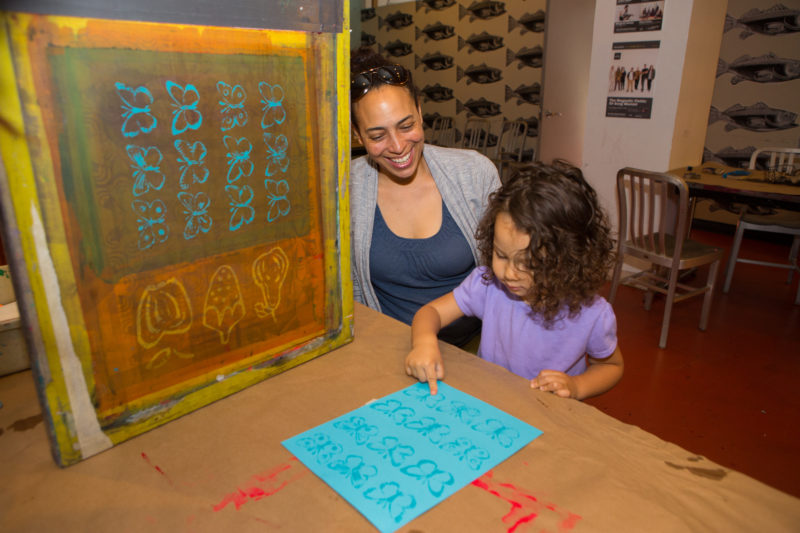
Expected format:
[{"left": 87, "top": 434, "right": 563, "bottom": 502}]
[{"left": 351, "top": 65, "right": 410, "bottom": 101}]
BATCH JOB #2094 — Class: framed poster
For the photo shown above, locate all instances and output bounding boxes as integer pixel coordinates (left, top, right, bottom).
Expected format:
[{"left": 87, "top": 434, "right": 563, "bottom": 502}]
[{"left": 0, "top": 11, "right": 352, "bottom": 466}]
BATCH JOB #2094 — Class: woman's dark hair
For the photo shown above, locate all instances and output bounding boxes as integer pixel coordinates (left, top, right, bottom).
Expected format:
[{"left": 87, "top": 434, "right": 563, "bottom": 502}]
[
  {"left": 475, "top": 160, "right": 616, "bottom": 326},
  {"left": 350, "top": 46, "right": 420, "bottom": 128}
]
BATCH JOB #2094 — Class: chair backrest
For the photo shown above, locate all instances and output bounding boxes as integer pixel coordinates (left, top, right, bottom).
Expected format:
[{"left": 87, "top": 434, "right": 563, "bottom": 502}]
[
  {"left": 749, "top": 147, "right": 800, "bottom": 173},
  {"left": 461, "top": 117, "right": 491, "bottom": 154},
  {"left": 617, "top": 167, "right": 690, "bottom": 264},
  {"left": 430, "top": 116, "right": 455, "bottom": 147},
  {"left": 495, "top": 119, "right": 528, "bottom": 162}
]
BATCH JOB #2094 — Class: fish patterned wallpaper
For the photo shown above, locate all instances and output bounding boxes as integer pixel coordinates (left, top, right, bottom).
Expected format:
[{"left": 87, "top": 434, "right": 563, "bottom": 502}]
[
  {"left": 359, "top": 0, "right": 547, "bottom": 159},
  {"left": 703, "top": 1, "right": 800, "bottom": 170}
]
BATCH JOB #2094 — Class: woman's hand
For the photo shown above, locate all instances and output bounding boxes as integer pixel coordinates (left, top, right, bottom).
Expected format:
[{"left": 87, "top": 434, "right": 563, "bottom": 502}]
[
  {"left": 531, "top": 370, "right": 577, "bottom": 399},
  {"left": 405, "top": 341, "right": 445, "bottom": 395}
]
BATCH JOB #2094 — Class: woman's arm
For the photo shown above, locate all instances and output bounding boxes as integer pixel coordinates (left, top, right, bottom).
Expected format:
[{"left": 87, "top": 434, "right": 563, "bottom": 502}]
[{"left": 406, "top": 292, "right": 465, "bottom": 394}]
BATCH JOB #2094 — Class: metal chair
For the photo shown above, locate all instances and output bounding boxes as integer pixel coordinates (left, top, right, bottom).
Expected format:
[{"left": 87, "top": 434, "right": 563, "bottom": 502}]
[
  {"left": 429, "top": 116, "right": 455, "bottom": 147},
  {"left": 722, "top": 147, "right": 800, "bottom": 304},
  {"left": 461, "top": 117, "right": 491, "bottom": 155},
  {"left": 491, "top": 119, "right": 528, "bottom": 183},
  {"left": 609, "top": 168, "right": 724, "bottom": 348}
]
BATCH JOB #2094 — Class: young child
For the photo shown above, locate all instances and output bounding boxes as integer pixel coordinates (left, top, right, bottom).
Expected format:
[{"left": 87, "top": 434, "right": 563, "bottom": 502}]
[{"left": 406, "top": 161, "right": 623, "bottom": 399}]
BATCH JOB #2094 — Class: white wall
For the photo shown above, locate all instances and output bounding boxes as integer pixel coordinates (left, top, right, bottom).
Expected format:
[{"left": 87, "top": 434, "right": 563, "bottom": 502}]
[{"left": 580, "top": 0, "right": 726, "bottom": 234}]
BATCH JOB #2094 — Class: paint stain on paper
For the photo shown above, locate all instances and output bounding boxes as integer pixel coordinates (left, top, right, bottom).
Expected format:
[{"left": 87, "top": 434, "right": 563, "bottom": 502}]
[
  {"left": 213, "top": 457, "right": 307, "bottom": 512},
  {"left": 141, "top": 452, "right": 175, "bottom": 486},
  {"left": 664, "top": 461, "right": 727, "bottom": 481},
  {"left": 471, "top": 470, "right": 582, "bottom": 532},
  {"left": 7, "top": 413, "right": 43, "bottom": 432}
]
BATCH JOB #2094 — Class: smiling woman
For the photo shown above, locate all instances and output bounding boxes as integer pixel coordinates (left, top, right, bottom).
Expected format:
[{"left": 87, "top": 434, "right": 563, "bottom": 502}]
[{"left": 349, "top": 47, "right": 500, "bottom": 347}]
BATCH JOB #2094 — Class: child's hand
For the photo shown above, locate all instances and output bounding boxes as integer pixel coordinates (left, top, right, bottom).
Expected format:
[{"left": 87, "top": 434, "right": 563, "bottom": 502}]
[
  {"left": 531, "top": 370, "right": 577, "bottom": 399},
  {"left": 405, "top": 343, "right": 445, "bottom": 395}
]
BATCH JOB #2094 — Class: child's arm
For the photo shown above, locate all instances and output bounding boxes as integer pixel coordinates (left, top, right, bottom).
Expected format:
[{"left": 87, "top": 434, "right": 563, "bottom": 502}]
[
  {"left": 531, "top": 346, "right": 624, "bottom": 400},
  {"left": 405, "top": 292, "right": 465, "bottom": 395}
]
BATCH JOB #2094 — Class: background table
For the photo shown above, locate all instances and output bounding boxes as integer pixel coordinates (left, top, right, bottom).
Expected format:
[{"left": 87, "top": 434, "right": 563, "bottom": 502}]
[
  {"left": 669, "top": 162, "right": 800, "bottom": 213},
  {"left": 1, "top": 304, "right": 798, "bottom": 532}
]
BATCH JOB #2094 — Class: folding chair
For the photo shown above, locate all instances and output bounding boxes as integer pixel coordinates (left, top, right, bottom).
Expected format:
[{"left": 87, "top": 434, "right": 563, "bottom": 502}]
[
  {"left": 491, "top": 119, "right": 527, "bottom": 183},
  {"left": 461, "top": 117, "right": 491, "bottom": 155}
]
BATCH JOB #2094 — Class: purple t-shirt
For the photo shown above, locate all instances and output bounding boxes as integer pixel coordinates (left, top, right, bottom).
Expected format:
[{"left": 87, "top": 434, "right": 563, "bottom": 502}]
[{"left": 453, "top": 267, "right": 618, "bottom": 380}]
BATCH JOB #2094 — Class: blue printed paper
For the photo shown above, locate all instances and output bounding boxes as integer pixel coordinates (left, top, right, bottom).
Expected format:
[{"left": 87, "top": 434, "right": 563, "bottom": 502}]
[{"left": 282, "top": 382, "right": 543, "bottom": 532}]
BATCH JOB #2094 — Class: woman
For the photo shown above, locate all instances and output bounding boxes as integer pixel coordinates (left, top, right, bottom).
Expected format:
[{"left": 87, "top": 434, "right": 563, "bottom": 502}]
[{"left": 349, "top": 47, "right": 500, "bottom": 346}]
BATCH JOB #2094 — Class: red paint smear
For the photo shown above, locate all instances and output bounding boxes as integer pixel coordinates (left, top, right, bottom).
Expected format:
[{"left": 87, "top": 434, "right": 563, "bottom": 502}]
[
  {"left": 213, "top": 457, "right": 307, "bottom": 512},
  {"left": 141, "top": 452, "right": 175, "bottom": 487},
  {"left": 471, "top": 470, "right": 582, "bottom": 533}
]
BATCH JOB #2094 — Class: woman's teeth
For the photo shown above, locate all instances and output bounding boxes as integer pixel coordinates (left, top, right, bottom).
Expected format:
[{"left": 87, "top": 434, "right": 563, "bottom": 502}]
[{"left": 390, "top": 152, "right": 412, "bottom": 165}]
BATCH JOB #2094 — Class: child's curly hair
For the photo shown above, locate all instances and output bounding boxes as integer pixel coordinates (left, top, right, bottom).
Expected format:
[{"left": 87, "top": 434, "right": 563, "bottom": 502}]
[{"left": 476, "top": 160, "right": 616, "bottom": 327}]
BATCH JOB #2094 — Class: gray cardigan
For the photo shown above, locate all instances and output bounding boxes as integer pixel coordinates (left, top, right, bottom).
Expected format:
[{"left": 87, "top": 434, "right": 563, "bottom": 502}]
[{"left": 350, "top": 144, "right": 501, "bottom": 311}]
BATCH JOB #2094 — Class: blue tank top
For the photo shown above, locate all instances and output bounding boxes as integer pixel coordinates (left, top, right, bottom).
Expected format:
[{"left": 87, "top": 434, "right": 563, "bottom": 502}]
[{"left": 370, "top": 200, "right": 480, "bottom": 345}]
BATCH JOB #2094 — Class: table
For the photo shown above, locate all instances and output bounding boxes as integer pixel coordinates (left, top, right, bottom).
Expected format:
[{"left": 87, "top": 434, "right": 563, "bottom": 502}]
[
  {"left": 1, "top": 303, "right": 798, "bottom": 532},
  {"left": 668, "top": 162, "right": 800, "bottom": 213}
]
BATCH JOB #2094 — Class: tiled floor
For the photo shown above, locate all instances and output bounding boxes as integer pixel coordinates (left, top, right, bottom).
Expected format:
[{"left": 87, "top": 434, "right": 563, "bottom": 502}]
[{"left": 586, "top": 227, "right": 800, "bottom": 498}]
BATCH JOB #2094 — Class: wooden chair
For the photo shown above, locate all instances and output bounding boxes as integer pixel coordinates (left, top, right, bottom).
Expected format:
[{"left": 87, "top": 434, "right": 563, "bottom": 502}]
[
  {"left": 429, "top": 116, "right": 455, "bottom": 147},
  {"left": 461, "top": 117, "right": 491, "bottom": 155},
  {"left": 609, "top": 168, "right": 724, "bottom": 348},
  {"left": 491, "top": 119, "right": 527, "bottom": 182},
  {"left": 722, "top": 147, "right": 800, "bottom": 304}
]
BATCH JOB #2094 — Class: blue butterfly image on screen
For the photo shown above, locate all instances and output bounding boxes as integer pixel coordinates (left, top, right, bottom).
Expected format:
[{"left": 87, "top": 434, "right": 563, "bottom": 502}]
[
  {"left": 225, "top": 184, "right": 255, "bottom": 231},
  {"left": 115, "top": 82, "right": 157, "bottom": 138},
  {"left": 223, "top": 135, "right": 254, "bottom": 184},
  {"left": 263, "top": 132, "right": 290, "bottom": 176},
  {"left": 217, "top": 81, "right": 248, "bottom": 131},
  {"left": 259, "top": 82, "right": 287, "bottom": 129},
  {"left": 132, "top": 198, "right": 169, "bottom": 250},
  {"left": 177, "top": 191, "right": 212, "bottom": 239},
  {"left": 166, "top": 81, "right": 203, "bottom": 135},
  {"left": 174, "top": 139, "right": 209, "bottom": 190},
  {"left": 125, "top": 145, "right": 165, "bottom": 197},
  {"left": 264, "top": 179, "right": 290, "bottom": 222}
]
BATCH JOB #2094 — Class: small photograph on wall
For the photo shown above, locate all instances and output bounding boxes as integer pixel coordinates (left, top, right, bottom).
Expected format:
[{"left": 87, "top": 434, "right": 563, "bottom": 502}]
[
  {"left": 606, "top": 40, "right": 659, "bottom": 119},
  {"left": 615, "top": 0, "right": 665, "bottom": 33}
]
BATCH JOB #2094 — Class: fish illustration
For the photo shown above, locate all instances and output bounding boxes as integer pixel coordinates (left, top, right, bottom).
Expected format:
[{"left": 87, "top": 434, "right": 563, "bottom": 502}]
[
  {"left": 458, "top": 64, "right": 503, "bottom": 84},
  {"left": 504, "top": 83, "right": 541, "bottom": 105},
  {"left": 708, "top": 102, "right": 798, "bottom": 132},
  {"left": 361, "top": 32, "right": 377, "bottom": 47},
  {"left": 415, "top": 0, "right": 456, "bottom": 12},
  {"left": 361, "top": 8, "right": 376, "bottom": 21},
  {"left": 702, "top": 146, "right": 766, "bottom": 169},
  {"left": 457, "top": 97, "right": 503, "bottom": 117},
  {"left": 459, "top": 1, "right": 506, "bottom": 21},
  {"left": 522, "top": 115, "right": 539, "bottom": 137},
  {"left": 508, "top": 10, "right": 546, "bottom": 33},
  {"left": 421, "top": 83, "right": 455, "bottom": 102},
  {"left": 506, "top": 46, "right": 544, "bottom": 68},
  {"left": 416, "top": 22, "right": 456, "bottom": 41},
  {"left": 379, "top": 11, "right": 414, "bottom": 30},
  {"left": 416, "top": 52, "right": 454, "bottom": 71},
  {"left": 458, "top": 32, "right": 504, "bottom": 53},
  {"left": 423, "top": 112, "right": 445, "bottom": 129},
  {"left": 717, "top": 53, "right": 800, "bottom": 84},
  {"left": 724, "top": 4, "right": 800, "bottom": 39},
  {"left": 380, "top": 40, "right": 414, "bottom": 57}
]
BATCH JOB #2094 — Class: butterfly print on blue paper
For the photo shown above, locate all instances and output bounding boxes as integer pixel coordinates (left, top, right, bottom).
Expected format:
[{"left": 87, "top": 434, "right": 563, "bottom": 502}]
[
  {"left": 132, "top": 198, "right": 169, "bottom": 250},
  {"left": 263, "top": 132, "right": 290, "bottom": 176},
  {"left": 115, "top": 82, "right": 157, "bottom": 138},
  {"left": 125, "top": 145, "right": 165, "bottom": 197},
  {"left": 166, "top": 80, "right": 203, "bottom": 135},
  {"left": 217, "top": 81, "right": 248, "bottom": 131},
  {"left": 328, "top": 455, "right": 378, "bottom": 489},
  {"left": 400, "top": 459, "right": 454, "bottom": 497},
  {"left": 223, "top": 135, "right": 254, "bottom": 184},
  {"left": 178, "top": 191, "right": 212, "bottom": 240},
  {"left": 225, "top": 184, "right": 255, "bottom": 231},
  {"left": 264, "top": 178, "right": 290, "bottom": 222},
  {"left": 174, "top": 139, "right": 209, "bottom": 189},
  {"left": 258, "top": 82, "right": 287, "bottom": 129},
  {"left": 363, "top": 482, "right": 417, "bottom": 524}
]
